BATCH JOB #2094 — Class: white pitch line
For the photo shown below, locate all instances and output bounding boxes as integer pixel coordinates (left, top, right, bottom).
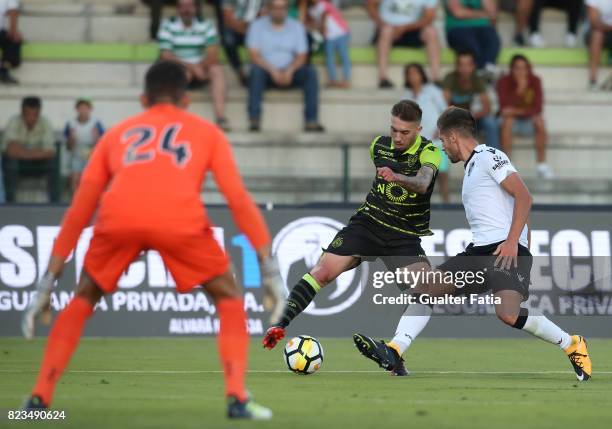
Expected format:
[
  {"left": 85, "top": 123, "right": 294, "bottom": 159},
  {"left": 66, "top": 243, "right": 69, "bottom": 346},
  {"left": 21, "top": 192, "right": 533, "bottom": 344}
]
[{"left": 1, "top": 369, "right": 611, "bottom": 374}]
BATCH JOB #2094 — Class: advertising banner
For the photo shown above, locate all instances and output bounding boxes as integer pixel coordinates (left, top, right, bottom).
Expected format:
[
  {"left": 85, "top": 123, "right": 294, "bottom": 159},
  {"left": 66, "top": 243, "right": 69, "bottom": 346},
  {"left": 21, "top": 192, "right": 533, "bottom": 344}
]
[{"left": 1, "top": 206, "right": 610, "bottom": 337}]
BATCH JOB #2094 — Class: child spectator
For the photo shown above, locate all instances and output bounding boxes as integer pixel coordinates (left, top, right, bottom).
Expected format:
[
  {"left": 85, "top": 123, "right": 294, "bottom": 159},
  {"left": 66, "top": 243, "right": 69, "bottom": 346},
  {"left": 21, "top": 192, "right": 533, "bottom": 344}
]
[
  {"left": 403, "top": 63, "right": 450, "bottom": 202},
  {"left": 496, "top": 54, "right": 553, "bottom": 179},
  {"left": 64, "top": 98, "right": 104, "bottom": 193},
  {"left": 308, "top": 0, "right": 351, "bottom": 88}
]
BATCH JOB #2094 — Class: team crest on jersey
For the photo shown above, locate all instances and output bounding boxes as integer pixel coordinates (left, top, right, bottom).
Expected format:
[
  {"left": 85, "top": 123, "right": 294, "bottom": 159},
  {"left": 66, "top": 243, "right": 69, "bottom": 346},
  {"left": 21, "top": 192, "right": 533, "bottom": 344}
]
[
  {"left": 403, "top": 155, "right": 418, "bottom": 169},
  {"left": 331, "top": 237, "right": 343, "bottom": 248}
]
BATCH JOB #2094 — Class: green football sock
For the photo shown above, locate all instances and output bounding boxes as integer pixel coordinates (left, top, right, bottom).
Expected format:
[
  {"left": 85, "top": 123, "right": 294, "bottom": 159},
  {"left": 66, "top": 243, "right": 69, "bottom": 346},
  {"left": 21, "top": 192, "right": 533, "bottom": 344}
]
[{"left": 277, "top": 274, "right": 321, "bottom": 328}]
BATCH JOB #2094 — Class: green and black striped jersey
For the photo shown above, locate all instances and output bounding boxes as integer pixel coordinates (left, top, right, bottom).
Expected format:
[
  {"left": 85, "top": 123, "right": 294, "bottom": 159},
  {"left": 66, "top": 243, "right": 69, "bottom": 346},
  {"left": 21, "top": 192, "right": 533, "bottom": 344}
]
[{"left": 353, "top": 134, "right": 442, "bottom": 238}]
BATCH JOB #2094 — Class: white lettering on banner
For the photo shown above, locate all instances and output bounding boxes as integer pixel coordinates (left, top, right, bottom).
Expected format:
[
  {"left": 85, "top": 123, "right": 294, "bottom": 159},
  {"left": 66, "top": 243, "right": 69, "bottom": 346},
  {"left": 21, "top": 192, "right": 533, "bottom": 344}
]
[
  {"left": 0, "top": 225, "right": 36, "bottom": 287},
  {"left": 592, "top": 231, "right": 612, "bottom": 291},
  {"left": 530, "top": 230, "right": 552, "bottom": 291},
  {"left": 420, "top": 229, "right": 445, "bottom": 256},
  {"left": 445, "top": 229, "right": 472, "bottom": 256},
  {"left": 36, "top": 226, "right": 60, "bottom": 281},
  {"left": 0, "top": 225, "right": 223, "bottom": 288},
  {"left": 525, "top": 294, "right": 555, "bottom": 314},
  {"left": 118, "top": 257, "right": 146, "bottom": 288},
  {"left": 74, "top": 227, "right": 94, "bottom": 283},
  {"left": 551, "top": 230, "right": 591, "bottom": 292},
  {"left": 168, "top": 317, "right": 262, "bottom": 334},
  {"left": 0, "top": 223, "right": 610, "bottom": 303},
  {"left": 147, "top": 251, "right": 168, "bottom": 287}
]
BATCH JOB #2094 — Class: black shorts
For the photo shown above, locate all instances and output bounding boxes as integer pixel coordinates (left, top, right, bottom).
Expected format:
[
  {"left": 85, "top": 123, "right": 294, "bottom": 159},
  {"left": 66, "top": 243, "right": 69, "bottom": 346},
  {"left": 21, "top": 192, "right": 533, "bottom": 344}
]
[
  {"left": 372, "top": 28, "right": 424, "bottom": 47},
  {"left": 324, "top": 220, "right": 430, "bottom": 271},
  {"left": 438, "top": 241, "right": 532, "bottom": 300},
  {"left": 394, "top": 29, "right": 424, "bottom": 47},
  {"left": 585, "top": 29, "right": 612, "bottom": 48}
]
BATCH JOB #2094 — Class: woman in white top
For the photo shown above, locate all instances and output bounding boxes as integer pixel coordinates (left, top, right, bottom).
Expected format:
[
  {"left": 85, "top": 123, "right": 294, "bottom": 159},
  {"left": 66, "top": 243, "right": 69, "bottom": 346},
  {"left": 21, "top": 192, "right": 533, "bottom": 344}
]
[{"left": 403, "top": 62, "right": 450, "bottom": 202}]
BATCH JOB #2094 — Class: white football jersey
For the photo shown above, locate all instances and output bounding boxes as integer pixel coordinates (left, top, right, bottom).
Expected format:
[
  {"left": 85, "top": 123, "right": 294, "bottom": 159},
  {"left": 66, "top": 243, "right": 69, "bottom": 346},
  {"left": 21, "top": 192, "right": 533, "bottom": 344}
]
[{"left": 462, "top": 145, "right": 529, "bottom": 248}]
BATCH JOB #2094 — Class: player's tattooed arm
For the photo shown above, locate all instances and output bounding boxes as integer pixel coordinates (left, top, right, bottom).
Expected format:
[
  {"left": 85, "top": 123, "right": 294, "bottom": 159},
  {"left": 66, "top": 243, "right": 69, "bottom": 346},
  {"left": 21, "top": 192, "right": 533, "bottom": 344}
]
[{"left": 376, "top": 165, "right": 435, "bottom": 194}]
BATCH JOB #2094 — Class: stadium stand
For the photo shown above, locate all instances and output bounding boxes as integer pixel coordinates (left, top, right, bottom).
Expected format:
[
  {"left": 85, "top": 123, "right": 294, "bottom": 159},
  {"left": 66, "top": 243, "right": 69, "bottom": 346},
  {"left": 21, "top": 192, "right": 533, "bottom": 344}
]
[{"left": 1, "top": 0, "right": 611, "bottom": 204}]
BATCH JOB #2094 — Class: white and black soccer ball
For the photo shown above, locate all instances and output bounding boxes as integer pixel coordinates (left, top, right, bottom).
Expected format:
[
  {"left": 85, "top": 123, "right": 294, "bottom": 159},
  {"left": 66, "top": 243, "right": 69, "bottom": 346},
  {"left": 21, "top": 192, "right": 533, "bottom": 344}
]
[{"left": 283, "top": 335, "right": 324, "bottom": 375}]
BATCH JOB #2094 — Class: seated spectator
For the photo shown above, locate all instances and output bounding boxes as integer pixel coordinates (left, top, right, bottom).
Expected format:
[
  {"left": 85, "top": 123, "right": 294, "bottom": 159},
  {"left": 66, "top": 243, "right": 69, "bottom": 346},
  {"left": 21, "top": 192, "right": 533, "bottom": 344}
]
[
  {"left": 442, "top": 50, "right": 499, "bottom": 149},
  {"left": 403, "top": 63, "right": 449, "bottom": 202},
  {"left": 222, "top": 0, "right": 265, "bottom": 86},
  {"left": 367, "top": 0, "right": 441, "bottom": 88},
  {"left": 158, "top": 0, "right": 230, "bottom": 130},
  {"left": 2, "top": 96, "right": 59, "bottom": 202},
  {"left": 64, "top": 98, "right": 105, "bottom": 194},
  {"left": 246, "top": 0, "right": 324, "bottom": 132},
  {"left": 141, "top": 0, "right": 203, "bottom": 40},
  {"left": 586, "top": 0, "right": 612, "bottom": 89},
  {"left": 0, "top": 0, "right": 21, "bottom": 84},
  {"left": 444, "top": 0, "right": 500, "bottom": 76},
  {"left": 501, "top": 0, "right": 532, "bottom": 46},
  {"left": 307, "top": 0, "right": 351, "bottom": 88},
  {"left": 496, "top": 55, "right": 553, "bottom": 179},
  {"left": 530, "top": 0, "right": 583, "bottom": 47}
]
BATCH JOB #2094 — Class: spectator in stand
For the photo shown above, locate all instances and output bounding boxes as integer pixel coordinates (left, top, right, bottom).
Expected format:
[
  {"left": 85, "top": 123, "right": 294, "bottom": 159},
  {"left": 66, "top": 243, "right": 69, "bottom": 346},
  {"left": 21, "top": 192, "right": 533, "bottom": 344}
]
[
  {"left": 246, "top": 0, "right": 324, "bottom": 132},
  {"left": 403, "top": 63, "right": 450, "bottom": 202},
  {"left": 2, "top": 97, "right": 59, "bottom": 202},
  {"left": 366, "top": 0, "right": 441, "bottom": 88},
  {"left": 527, "top": 0, "right": 583, "bottom": 47},
  {"left": 586, "top": 0, "right": 612, "bottom": 89},
  {"left": 503, "top": 0, "right": 532, "bottom": 46},
  {"left": 288, "top": 0, "right": 308, "bottom": 21},
  {"left": 158, "top": 0, "right": 231, "bottom": 130},
  {"left": 307, "top": 0, "right": 351, "bottom": 88},
  {"left": 443, "top": 50, "right": 499, "bottom": 149},
  {"left": 141, "top": 0, "right": 203, "bottom": 40},
  {"left": 63, "top": 98, "right": 105, "bottom": 194},
  {"left": 0, "top": 0, "right": 21, "bottom": 84},
  {"left": 444, "top": 0, "right": 500, "bottom": 76},
  {"left": 222, "top": 0, "right": 265, "bottom": 86},
  {"left": 496, "top": 55, "right": 553, "bottom": 179}
]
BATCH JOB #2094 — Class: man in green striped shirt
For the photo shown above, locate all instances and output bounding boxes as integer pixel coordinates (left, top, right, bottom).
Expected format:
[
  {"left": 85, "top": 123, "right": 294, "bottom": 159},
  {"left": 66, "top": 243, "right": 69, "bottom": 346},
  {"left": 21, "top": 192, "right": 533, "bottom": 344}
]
[{"left": 158, "top": 0, "right": 230, "bottom": 130}]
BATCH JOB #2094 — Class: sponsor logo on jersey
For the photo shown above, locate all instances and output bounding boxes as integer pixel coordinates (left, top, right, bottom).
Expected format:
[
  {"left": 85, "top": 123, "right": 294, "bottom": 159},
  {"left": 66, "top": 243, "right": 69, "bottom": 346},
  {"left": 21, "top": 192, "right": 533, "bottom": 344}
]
[{"left": 492, "top": 159, "right": 510, "bottom": 171}]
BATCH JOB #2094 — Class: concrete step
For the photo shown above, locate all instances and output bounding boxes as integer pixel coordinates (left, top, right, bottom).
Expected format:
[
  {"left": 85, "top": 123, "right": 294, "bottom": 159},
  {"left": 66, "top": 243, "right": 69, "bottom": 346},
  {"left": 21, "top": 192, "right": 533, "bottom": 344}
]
[
  {"left": 228, "top": 142, "right": 611, "bottom": 180},
  {"left": 201, "top": 176, "right": 612, "bottom": 205},
  {"left": 18, "top": 3, "right": 582, "bottom": 47},
  {"left": 11, "top": 61, "right": 601, "bottom": 91},
  {"left": 1, "top": 90, "right": 610, "bottom": 134},
  {"left": 4, "top": 83, "right": 612, "bottom": 105}
]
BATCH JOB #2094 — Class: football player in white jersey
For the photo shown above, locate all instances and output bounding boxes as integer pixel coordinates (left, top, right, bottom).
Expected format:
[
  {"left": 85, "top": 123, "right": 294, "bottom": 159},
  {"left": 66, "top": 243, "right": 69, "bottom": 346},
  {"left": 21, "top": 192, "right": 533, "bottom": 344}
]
[{"left": 353, "top": 106, "right": 592, "bottom": 381}]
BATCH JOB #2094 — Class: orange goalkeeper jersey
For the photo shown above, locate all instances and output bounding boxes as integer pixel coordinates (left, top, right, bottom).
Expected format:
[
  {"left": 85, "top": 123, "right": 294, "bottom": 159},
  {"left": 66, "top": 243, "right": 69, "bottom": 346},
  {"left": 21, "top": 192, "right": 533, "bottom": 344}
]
[{"left": 53, "top": 103, "right": 270, "bottom": 258}]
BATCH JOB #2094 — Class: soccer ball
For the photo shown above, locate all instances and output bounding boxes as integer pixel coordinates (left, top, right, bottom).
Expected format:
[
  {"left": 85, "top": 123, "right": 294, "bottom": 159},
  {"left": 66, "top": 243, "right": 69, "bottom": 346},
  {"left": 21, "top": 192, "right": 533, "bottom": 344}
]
[{"left": 283, "top": 335, "right": 324, "bottom": 375}]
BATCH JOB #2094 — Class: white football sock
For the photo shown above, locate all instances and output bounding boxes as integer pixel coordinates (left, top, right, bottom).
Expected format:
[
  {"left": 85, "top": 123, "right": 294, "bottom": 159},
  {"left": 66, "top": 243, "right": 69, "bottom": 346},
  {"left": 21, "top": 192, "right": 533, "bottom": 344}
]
[
  {"left": 521, "top": 309, "right": 572, "bottom": 350},
  {"left": 390, "top": 302, "right": 432, "bottom": 354}
]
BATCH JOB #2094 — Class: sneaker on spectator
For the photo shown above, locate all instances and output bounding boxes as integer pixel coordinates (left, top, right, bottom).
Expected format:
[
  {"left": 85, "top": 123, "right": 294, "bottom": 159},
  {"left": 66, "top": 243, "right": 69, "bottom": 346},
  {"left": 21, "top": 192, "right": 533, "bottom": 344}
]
[
  {"left": 304, "top": 122, "right": 326, "bottom": 133},
  {"left": 0, "top": 68, "right": 18, "bottom": 84},
  {"left": 378, "top": 78, "right": 394, "bottom": 89},
  {"left": 513, "top": 33, "right": 526, "bottom": 47},
  {"left": 249, "top": 120, "right": 261, "bottom": 132},
  {"left": 216, "top": 118, "right": 232, "bottom": 132},
  {"left": 565, "top": 33, "right": 578, "bottom": 48},
  {"left": 479, "top": 63, "right": 499, "bottom": 85},
  {"left": 529, "top": 33, "right": 546, "bottom": 47},
  {"left": 537, "top": 163, "right": 555, "bottom": 179},
  {"left": 588, "top": 80, "right": 599, "bottom": 91}
]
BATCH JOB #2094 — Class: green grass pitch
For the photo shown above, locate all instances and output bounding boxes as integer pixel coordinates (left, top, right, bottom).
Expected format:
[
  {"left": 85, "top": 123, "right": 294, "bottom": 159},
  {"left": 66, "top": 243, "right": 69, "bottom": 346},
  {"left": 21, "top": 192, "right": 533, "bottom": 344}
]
[{"left": 1, "top": 337, "right": 611, "bottom": 429}]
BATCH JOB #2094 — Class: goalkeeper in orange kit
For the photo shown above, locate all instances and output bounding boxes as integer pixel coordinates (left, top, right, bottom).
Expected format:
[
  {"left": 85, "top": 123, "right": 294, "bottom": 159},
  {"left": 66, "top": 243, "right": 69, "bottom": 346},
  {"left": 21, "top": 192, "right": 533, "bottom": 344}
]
[{"left": 21, "top": 60, "right": 286, "bottom": 420}]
